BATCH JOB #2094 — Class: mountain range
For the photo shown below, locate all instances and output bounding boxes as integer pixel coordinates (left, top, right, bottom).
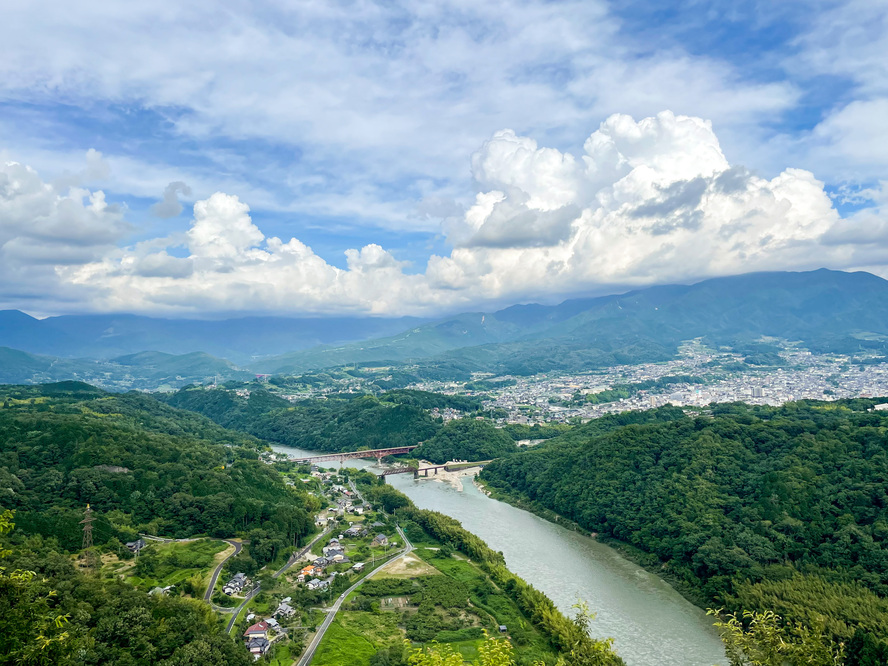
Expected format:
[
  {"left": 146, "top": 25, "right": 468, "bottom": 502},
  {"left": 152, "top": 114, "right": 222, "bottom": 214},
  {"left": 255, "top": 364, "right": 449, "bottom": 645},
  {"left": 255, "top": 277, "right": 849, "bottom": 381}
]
[
  {"left": 249, "top": 268, "right": 888, "bottom": 377},
  {"left": 1, "top": 269, "right": 887, "bottom": 387},
  {"left": 0, "top": 311, "right": 424, "bottom": 364}
]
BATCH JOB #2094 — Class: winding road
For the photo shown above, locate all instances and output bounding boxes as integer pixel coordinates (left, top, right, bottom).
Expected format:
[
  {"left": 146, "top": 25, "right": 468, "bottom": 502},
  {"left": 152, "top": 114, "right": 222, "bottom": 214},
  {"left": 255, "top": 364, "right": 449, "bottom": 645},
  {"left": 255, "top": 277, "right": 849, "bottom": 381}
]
[
  {"left": 226, "top": 583, "right": 262, "bottom": 633},
  {"left": 223, "top": 527, "right": 335, "bottom": 634},
  {"left": 204, "top": 539, "right": 242, "bottom": 601},
  {"left": 273, "top": 527, "right": 334, "bottom": 579},
  {"left": 296, "top": 525, "right": 413, "bottom": 666}
]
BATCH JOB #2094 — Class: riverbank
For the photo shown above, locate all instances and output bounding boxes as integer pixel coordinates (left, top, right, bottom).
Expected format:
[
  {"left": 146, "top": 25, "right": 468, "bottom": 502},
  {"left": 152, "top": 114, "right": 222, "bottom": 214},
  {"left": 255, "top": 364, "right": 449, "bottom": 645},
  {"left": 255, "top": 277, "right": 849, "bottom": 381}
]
[
  {"left": 475, "top": 475, "right": 713, "bottom": 610},
  {"left": 272, "top": 442, "right": 728, "bottom": 665},
  {"left": 413, "top": 459, "right": 482, "bottom": 491},
  {"left": 310, "top": 472, "right": 626, "bottom": 666}
]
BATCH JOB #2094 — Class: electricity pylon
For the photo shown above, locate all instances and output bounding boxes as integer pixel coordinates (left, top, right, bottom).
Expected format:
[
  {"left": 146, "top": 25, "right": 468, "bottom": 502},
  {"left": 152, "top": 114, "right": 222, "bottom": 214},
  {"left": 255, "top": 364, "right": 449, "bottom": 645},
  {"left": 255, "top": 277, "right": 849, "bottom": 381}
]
[{"left": 80, "top": 503, "right": 98, "bottom": 574}]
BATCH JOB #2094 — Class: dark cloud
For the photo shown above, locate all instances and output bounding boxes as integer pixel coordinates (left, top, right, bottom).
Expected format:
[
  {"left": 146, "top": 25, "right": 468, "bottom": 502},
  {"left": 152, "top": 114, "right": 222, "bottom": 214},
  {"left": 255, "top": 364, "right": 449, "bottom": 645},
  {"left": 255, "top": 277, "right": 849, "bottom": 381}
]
[
  {"left": 713, "top": 166, "right": 752, "bottom": 194},
  {"left": 463, "top": 201, "right": 580, "bottom": 248},
  {"left": 151, "top": 181, "right": 192, "bottom": 218},
  {"left": 631, "top": 177, "right": 708, "bottom": 218},
  {"left": 650, "top": 209, "right": 704, "bottom": 235}
]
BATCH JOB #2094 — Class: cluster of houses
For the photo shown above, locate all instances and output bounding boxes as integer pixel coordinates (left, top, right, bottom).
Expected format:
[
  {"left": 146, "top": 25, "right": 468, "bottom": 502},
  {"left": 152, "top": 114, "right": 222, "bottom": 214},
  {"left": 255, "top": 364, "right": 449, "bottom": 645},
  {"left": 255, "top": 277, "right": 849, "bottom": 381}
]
[
  {"left": 341, "top": 525, "right": 390, "bottom": 548},
  {"left": 314, "top": 496, "right": 374, "bottom": 527},
  {"left": 223, "top": 572, "right": 250, "bottom": 596},
  {"left": 293, "top": 534, "right": 376, "bottom": 592},
  {"left": 259, "top": 450, "right": 290, "bottom": 466},
  {"left": 297, "top": 537, "right": 355, "bottom": 591},
  {"left": 243, "top": 620, "right": 271, "bottom": 658},
  {"left": 241, "top": 597, "right": 298, "bottom": 658}
]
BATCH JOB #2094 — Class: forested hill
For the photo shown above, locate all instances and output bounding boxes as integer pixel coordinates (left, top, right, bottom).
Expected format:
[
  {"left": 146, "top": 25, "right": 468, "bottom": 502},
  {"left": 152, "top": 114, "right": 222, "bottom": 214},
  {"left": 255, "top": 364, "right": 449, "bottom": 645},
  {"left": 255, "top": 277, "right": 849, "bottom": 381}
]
[
  {"left": 0, "top": 382, "right": 316, "bottom": 561},
  {"left": 160, "top": 386, "right": 482, "bottom": 453},
  {"left": 249, "top": 269, "right": 888, "bottom": 376},
  {"left": 480, "top": 400, "right": 888, "bottom": 651},
  {"left": 413, "top": 418, "right": 520, "bottom": 464}
]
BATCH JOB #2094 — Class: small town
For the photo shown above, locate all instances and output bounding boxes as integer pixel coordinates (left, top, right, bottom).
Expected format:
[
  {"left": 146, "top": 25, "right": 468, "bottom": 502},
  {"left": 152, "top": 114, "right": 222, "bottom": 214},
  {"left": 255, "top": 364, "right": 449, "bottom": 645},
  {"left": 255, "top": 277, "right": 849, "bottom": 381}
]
[{"left": 260, "top": 340, "right": 888, "bottom": 428}]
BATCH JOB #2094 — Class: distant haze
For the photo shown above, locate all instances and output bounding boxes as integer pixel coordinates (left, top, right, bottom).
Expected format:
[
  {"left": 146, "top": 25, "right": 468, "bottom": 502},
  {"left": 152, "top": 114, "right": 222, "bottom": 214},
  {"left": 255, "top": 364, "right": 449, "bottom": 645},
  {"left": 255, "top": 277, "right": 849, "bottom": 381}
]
[{"left": 2, "top": 269, "right": 888, "bottom": 387}]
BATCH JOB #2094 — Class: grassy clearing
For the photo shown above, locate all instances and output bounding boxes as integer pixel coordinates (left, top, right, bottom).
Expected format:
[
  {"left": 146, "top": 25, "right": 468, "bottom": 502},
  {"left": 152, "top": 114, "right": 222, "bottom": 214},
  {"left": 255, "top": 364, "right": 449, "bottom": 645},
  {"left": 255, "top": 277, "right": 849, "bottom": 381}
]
[
  {"left": 338, "top": 610, "right": 404, "bottom": 645},
  {"left": 311, "top": 618, "right": 377, "bottom": 666},
  {"left": 375, "top": 552, "right": 441, "bottom": 579},
  {"left": 314, "top": 531, "right": 559, "bottom": 665},
  {"left": 416, "top": 549, "right": 486, "bottom": 586},
  {"left": 414, "top": 546, "right": 555, "bottom": 661},
  {"left": 451, "top": 639, "right": 484, "bottom": 661},
  {"left": 267, "top": 643, "right": 292, "bottom": 665},
  {"left": 127, "top": 539, "right": 228, "bottom": 591}
]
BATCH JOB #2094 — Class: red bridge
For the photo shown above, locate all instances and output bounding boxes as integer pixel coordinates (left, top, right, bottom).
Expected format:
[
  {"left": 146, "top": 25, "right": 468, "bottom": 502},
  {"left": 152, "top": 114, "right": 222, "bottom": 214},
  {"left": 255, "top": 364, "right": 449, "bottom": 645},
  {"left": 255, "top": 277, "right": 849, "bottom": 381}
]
[{"left": 288, "top": 445, "right": 419, "bottom": 465}]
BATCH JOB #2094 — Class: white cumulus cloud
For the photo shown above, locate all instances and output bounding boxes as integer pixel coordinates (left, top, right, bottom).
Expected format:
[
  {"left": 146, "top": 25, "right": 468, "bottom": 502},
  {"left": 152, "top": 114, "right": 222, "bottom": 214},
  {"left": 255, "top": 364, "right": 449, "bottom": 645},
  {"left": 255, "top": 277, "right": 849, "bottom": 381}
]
[
  {"left": 0, "top": 156, "right": 128, "bottom": 311},
  {"left": 4, "top": 112, "right": 887, "bottom": 316}
]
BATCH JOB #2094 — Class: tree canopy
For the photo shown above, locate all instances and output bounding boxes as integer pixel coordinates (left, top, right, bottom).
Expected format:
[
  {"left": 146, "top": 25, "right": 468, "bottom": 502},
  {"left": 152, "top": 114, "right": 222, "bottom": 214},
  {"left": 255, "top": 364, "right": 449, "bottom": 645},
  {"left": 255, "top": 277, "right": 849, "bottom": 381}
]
[{"left": 481, "top": 400, "right": 888, "bottom": 650}]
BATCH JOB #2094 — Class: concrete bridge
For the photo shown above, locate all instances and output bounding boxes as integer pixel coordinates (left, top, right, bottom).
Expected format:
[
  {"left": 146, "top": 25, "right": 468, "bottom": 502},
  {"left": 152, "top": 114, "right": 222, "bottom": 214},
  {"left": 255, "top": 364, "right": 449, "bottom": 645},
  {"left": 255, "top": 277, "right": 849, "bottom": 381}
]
[
  {"left": 380, "top": 460, "right": 492, "bottom": 479},
  {"left": 288, "top": 445, "right": 418, "bottom": 465}
]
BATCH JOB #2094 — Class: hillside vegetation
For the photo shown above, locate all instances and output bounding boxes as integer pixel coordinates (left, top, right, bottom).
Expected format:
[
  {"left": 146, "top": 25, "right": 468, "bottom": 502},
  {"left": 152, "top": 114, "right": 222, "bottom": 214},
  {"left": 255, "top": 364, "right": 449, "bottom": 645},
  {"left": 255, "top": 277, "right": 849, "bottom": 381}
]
[
  {"left": 0, "top": 382, "right": 316, "bottom": 565},
  {"left": 161, "top": 387, "right": 482, "bottom": 453},
  {"left": 413, "top": 418, "right": 519, "bottom": 464},
  {"left": 352, "top": 472, "right": 626, "bottom": 666},
  {"left": 0, "top": 382, "right": 331, "bottom": 665},
  {"left": 250, "top": 269, "right": 888, "bottom": 376},
  {"left": 1, "top": 508, "right": 251, "bottom": 666},
  {"left": 480, "top": 400, "right": 888, "bottom": 654}
]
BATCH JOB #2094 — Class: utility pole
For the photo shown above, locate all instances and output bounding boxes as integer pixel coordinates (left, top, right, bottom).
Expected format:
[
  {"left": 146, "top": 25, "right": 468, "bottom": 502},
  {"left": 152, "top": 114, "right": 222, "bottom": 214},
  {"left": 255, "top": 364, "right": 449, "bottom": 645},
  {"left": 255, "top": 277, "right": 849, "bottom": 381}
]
[{"left": 80, "top": 503, "right": 98, "bottom": 575}]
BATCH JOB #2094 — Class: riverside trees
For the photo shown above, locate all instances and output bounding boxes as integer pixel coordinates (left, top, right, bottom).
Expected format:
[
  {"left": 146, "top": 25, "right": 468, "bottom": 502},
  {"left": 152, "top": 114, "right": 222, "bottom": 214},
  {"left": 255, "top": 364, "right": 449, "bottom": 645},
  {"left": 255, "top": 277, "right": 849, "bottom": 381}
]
[{"left": 480, "top": 400, "right": 888, "bottom": 655}]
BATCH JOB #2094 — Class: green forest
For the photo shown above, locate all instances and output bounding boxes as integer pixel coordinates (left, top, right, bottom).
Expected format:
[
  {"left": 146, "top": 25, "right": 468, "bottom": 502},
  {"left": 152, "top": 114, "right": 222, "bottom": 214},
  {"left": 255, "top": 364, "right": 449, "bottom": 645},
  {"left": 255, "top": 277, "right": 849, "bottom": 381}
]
[
  {"left": 0, "top": 382, "right": 330, "bottom": 665},
  {"left": 412, "top": 419, "right": 519, "bottom": 464},
  {"left": 1, "top": 508, "right": 252, "bottom": 666},
  {"left": 0, "top": 382, "right": 317, "bottom": 565},
  {"left": 480, "top": 400, "right": 888, "bottom": 659},
  {"left": 161, "top": 386, "right": 482, "bottom": 453}
]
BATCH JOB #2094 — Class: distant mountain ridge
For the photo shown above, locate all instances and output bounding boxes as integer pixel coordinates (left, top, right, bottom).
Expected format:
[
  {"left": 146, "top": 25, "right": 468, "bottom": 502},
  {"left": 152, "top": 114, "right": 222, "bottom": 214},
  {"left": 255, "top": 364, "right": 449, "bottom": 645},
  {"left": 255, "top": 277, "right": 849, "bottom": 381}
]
[
  {"left": 0, "top": 311, "right": 425, "bottom": 364},
  {"left": 2, "top": 269, "right": 888, "bottom": 385},
  {"left": 248, "top": 269, "right": 888, "bottom": 376},
  {"left": 0, "top": 346, "right": 251, "bottom": 389}
]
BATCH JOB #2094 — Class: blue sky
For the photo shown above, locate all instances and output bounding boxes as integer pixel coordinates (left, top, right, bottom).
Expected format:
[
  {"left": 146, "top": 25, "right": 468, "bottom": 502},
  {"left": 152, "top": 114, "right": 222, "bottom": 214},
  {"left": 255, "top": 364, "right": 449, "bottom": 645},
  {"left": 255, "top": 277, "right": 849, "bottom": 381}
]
[{"left": 1, "top": 0, "right": 886, "bottom": 316}]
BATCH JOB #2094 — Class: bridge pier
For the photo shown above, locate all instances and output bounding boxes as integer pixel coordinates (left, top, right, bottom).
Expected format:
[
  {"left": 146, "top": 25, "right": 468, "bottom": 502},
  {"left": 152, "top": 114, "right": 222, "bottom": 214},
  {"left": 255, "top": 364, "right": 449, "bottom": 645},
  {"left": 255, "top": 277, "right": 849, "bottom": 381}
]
[{"left": 413, "top": 470, "right": 418, "bottom": 479}]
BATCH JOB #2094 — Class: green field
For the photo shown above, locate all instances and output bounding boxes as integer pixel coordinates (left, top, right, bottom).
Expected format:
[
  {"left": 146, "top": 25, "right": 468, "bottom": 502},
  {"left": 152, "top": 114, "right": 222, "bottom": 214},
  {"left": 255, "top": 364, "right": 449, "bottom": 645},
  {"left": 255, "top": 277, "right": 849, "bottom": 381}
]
[
  {"left": 126, "top": 539, "right": 229, "bottom": 591},
  {"left": 310, "top": 619, "right": 378, "bottom": 666},
  {"left": 313, "top": 535, "right": 557, "bottom": 665},
  {"left": 267, "top": 643, "right": 292, "bottom": 665}
]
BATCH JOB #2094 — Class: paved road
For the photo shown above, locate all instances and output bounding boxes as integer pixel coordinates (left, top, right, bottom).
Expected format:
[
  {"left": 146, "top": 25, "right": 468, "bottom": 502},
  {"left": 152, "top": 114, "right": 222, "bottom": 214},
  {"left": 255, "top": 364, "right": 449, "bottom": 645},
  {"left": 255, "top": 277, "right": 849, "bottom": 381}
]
[
  {"left": 223, "top": 527, "right": 334, "bottom": 634},
  {"left": 296, "top": 525, "right": 413, "bottom": 666},
  {"left": 139, "top": 533, "right": 201, "bottom": 543},
  {"left": 226, "top": 583, "right": 262, "bottom": 633},
  {"left": 204, "top": 539, "right": 242, "bottom": 601},
  {"left": 273, "top": 527, "right": 334, "bottom": 579}
]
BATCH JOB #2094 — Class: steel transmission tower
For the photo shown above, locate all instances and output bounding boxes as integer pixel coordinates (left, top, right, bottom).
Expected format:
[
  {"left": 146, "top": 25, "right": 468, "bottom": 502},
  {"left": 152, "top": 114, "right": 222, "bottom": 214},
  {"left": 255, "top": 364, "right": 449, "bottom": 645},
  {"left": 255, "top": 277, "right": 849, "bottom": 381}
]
[{"left": 80, "top": 503, "right": 98, "bottom": 574}]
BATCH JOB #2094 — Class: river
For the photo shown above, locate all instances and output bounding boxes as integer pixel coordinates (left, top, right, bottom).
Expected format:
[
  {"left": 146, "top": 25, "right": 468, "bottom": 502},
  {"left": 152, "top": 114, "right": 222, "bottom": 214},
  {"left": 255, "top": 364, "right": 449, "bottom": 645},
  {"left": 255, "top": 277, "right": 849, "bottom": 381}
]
[{"left": 272, "top": 445, "right": 727, "bottom": 665}]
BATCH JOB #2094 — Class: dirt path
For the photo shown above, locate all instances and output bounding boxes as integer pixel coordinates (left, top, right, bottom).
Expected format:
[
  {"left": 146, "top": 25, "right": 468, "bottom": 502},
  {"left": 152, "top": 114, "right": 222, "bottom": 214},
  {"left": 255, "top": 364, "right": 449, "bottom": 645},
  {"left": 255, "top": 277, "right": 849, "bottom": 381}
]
[{"left": 375, "top": 551, "right": 440, "bottom": 578}]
